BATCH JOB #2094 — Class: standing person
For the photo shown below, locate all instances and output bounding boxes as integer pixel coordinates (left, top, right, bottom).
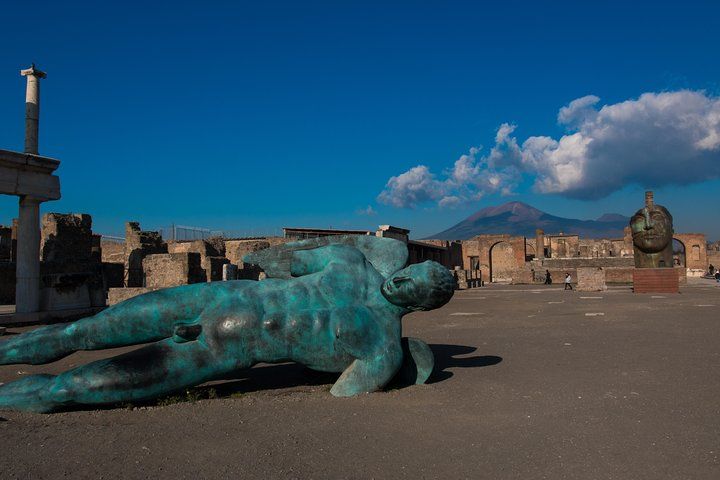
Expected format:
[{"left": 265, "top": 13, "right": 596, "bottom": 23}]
[
  {"left": 544, "top": 270, "right": 552, "bottom": 285},
  {"left": 564, "top": 272, "right": 573, "bottom": 290}
]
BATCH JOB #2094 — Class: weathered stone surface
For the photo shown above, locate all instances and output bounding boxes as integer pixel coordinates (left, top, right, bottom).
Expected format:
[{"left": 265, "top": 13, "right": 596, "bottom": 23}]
[
  {"left": 143, "top": 252, "right": 206, "bottom": 289},
  {"left": 169, "top": 239, "right": 228, "bottom": 281},
  {"left": 125, "top": 222, "right": 167, "bottom": 287},
  {"left": 577, "top": 267, "right": 607, "bottom": 291},
  {"left": 224, "top": 240, "right": 270, "bottom": 265},
  {"left": 108, "top": 287, "right": 157, "bottom": 306},
  {"left": 41, "top": 213, "right": 93, "bottom": 262},
  {"left": 100, "top": 240, "right": 124, "bottom": 263},
  {"left": 38, "top": 213, "right": 105, "bottom": 310},
  {"left": 224, "top": 239, "right": 271, "bottom": 280}
]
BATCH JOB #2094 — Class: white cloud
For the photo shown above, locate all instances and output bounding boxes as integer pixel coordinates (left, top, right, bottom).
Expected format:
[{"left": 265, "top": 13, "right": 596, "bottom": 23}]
[
  {"left": 378, "top": 89, "right": 720, "bottom": 207},
  {"left": 376, "top": 165, "right": 446, "bottom": 208}
]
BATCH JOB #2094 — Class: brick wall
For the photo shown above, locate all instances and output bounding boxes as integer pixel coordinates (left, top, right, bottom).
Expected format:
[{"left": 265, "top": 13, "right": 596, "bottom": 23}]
[{"left": 633, "top": 268, "right": 680, "bottom": 294}]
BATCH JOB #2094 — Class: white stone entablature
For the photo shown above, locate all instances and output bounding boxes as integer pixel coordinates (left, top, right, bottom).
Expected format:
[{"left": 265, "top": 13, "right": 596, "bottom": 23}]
[{"left": 0, "top": 148, "right": 60, "bottom": 200}]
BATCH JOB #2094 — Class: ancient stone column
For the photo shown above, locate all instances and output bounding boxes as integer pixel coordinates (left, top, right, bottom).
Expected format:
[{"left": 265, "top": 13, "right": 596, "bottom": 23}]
[
  {"left": 535, "top": 229, "right": 545, "bottom": 259},
  {"left": 645, "top": 191, "right": 654, "bottom": 209},
  {"left": 20, "top": 64, "right": 46, "bottom": 155},
  {"left": 15, "top": 196, "right": 42, "bottom": 313}
]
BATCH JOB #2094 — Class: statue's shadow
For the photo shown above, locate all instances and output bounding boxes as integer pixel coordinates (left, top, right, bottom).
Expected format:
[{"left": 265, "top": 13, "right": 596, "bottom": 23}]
[
  {"left": 425, "top": 344, "right": 502, "bottom": 384},
  {"left": 205, "top": 344, "right": 501, "bottom": 398}
]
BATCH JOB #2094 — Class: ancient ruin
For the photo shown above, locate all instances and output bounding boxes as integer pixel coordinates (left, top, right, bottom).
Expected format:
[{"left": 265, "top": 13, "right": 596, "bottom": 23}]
[{"left": 0, "top": 65, "right": 714, "bottom": 323}]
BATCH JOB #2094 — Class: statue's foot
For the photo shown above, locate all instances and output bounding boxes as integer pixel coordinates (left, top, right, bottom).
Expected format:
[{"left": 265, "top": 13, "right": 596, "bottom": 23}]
[{"left": 0, "top": 374, "right": 58, "bottom": 413}]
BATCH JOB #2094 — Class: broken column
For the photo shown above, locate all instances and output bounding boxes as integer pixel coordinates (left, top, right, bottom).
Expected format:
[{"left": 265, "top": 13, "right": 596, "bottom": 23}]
[
  {"left": 21, "top": 64, "right": 46, "bottom": 155},
  {"left": 535, "top": 229, "right": 545, "bottom": 260}
]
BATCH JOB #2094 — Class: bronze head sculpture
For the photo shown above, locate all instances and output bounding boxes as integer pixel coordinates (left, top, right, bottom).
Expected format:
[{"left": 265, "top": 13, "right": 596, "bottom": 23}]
[{"left": 630, "top": 191, "right": 674, "bottom": 268}]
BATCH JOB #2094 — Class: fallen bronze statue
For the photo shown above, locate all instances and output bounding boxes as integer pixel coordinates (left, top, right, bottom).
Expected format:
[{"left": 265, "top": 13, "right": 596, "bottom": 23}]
[{"left": 0, "top": 236, "right": 455, "bottom": 412}]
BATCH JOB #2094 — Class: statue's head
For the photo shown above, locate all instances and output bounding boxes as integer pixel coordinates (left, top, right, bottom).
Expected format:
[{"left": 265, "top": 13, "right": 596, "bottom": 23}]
[
  {"left": 381, "top": 261, "right": 455, "bottom": 311},
  {"left": 630, "top": 204, "right": 673, "bottom": 253}
]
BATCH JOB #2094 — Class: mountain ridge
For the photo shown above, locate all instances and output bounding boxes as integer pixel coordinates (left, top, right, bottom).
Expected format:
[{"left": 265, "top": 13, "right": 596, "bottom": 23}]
[{"left": 425, "top": 201, "right": 629, "bottom": 240}]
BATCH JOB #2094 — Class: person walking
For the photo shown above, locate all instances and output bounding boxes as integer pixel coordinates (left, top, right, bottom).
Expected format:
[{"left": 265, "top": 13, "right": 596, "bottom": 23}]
[
  {"left": 564, "top": 272, "right": 573, "bottom": 290},
  {"left": 544, "top": 269, "right": 552, "bottom": 285}
]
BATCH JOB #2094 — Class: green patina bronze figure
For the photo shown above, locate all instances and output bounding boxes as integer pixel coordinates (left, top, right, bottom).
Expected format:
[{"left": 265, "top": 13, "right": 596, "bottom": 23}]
[
  {"left": 630, "top": 191, "right": 674, "bottom": 268},
  {"left": 0, "top": 236, "right": 454, "bottom": 413}
]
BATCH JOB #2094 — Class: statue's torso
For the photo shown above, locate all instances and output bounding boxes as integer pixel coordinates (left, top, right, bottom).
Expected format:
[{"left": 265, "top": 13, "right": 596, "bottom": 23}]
[{"left": 194, "top": 260, "right": 399, "bottom": 371}]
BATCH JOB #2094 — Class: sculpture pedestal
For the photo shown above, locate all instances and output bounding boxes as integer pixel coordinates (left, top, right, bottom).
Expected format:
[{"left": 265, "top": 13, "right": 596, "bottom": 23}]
[{"left": 632, "top": 268, "right": 679, "bottom": 294}]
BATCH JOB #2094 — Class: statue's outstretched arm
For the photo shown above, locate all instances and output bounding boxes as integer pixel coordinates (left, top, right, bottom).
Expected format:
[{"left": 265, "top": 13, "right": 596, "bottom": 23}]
[
  {"left": 243, "top": 235, "right": 408, "bottom": 279},
  {"left": 288, "top": 245, "right": 365, "bottom": 277}
]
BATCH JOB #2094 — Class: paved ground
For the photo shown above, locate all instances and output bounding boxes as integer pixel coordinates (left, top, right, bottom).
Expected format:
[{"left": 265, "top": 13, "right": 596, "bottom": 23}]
[{"left": 1, "top": 279, "right": 719, "bottom": 479}]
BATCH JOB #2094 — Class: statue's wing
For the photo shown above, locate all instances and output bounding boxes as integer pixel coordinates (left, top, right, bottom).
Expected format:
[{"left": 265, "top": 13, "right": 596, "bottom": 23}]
[{"left": 242, "top": 235, "right": 408, "bottom": 279}]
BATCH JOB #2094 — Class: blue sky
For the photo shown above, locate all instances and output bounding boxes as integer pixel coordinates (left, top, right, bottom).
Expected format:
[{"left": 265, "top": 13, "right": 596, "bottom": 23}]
[{"left": 1, "top": 0, "right": 719, "bottom": 241}]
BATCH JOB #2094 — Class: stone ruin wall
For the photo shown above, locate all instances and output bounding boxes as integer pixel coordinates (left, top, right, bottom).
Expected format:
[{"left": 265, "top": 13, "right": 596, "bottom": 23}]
[
  {"left": 674, "top": 233, "right": 707, "bottom": 276},
  {"left": 107, "top": 227, "right": 292, "bottom": 305},
  {"left": 460, "top": 230, "right": 700, "bottom": 285}
]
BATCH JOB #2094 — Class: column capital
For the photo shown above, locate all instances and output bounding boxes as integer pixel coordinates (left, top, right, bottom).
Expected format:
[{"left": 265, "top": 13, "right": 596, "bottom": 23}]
[
  {"left": 20, "top": 64, "right": 46, "bottom": 79},
  {"left": 20, "top": 194, "right": 47, "bottom": 205}
]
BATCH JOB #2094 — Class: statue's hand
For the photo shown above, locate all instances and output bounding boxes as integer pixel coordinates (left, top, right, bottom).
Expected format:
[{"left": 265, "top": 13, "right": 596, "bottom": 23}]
[{"left": 330, "top": 345, "right": 403, "bottom": 397}]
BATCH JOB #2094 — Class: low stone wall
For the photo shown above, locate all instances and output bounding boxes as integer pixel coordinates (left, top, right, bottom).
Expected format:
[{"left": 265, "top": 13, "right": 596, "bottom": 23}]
[{"left": 577, "top": 267, "right": 607, "bottom": 291}]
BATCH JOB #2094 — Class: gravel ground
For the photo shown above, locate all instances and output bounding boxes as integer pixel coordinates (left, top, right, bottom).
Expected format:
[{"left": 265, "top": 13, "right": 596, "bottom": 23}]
[{"left": 1, "top": 279, "right": 719, "bottom": 479}]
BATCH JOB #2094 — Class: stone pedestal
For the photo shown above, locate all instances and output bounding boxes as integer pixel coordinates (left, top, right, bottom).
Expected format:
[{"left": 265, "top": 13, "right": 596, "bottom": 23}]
[{"left": 632, "top": 268, "right": 679, "bottom": 294}]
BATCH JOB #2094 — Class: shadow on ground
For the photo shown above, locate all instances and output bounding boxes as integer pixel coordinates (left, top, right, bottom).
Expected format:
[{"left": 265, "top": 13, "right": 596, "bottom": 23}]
[
  {"left": 54, "top": 345, "right": 502, "bottom": 412},
  {"left": 428, "top": 344, "right": 502, "bottom": 383}
]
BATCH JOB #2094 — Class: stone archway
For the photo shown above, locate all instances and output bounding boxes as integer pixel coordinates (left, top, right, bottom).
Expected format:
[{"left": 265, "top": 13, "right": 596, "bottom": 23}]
[
  {"left": 672, "top": 238, "right": 686, "bottom": 267},
  {"left": 489, "top": 241, "right": 514, "bottom": 283}
]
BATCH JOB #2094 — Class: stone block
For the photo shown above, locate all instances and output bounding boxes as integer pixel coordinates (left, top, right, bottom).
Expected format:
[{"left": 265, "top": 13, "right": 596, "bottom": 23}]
[
  {"left": 41, "top": 213, "right": 93, "bottom": 262},
  {"left": 224, "top": 240, "right": 270, "bottom": 265},
  {"left": 143, "top": 252, "right": 205, "bottom": 289},
  {"left": 577, "top": 267, "right": 607, "bottom": 291}
]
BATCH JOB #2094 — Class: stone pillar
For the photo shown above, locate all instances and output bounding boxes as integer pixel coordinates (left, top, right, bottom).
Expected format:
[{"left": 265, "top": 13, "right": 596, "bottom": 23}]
[
  {"left": 535, "top": 229, "right": 545, "bottom": 259},
  {"left": 645, "top": 191, "right": 654, "bottom": 209},
  {"left": 20, "top": 64, "right": 47, "bottom": 155},
  {"left": 15, "top": 196, "right": 42, "bottom": 313}
]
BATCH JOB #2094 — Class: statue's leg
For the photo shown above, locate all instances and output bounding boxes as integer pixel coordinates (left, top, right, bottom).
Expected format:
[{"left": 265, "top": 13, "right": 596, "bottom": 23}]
[
  {"left": 0, "top": 287, "right": 205, "bottom": 365},
  {"left": 0, "top": 337, "right": 241, "bottom": 413}
]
